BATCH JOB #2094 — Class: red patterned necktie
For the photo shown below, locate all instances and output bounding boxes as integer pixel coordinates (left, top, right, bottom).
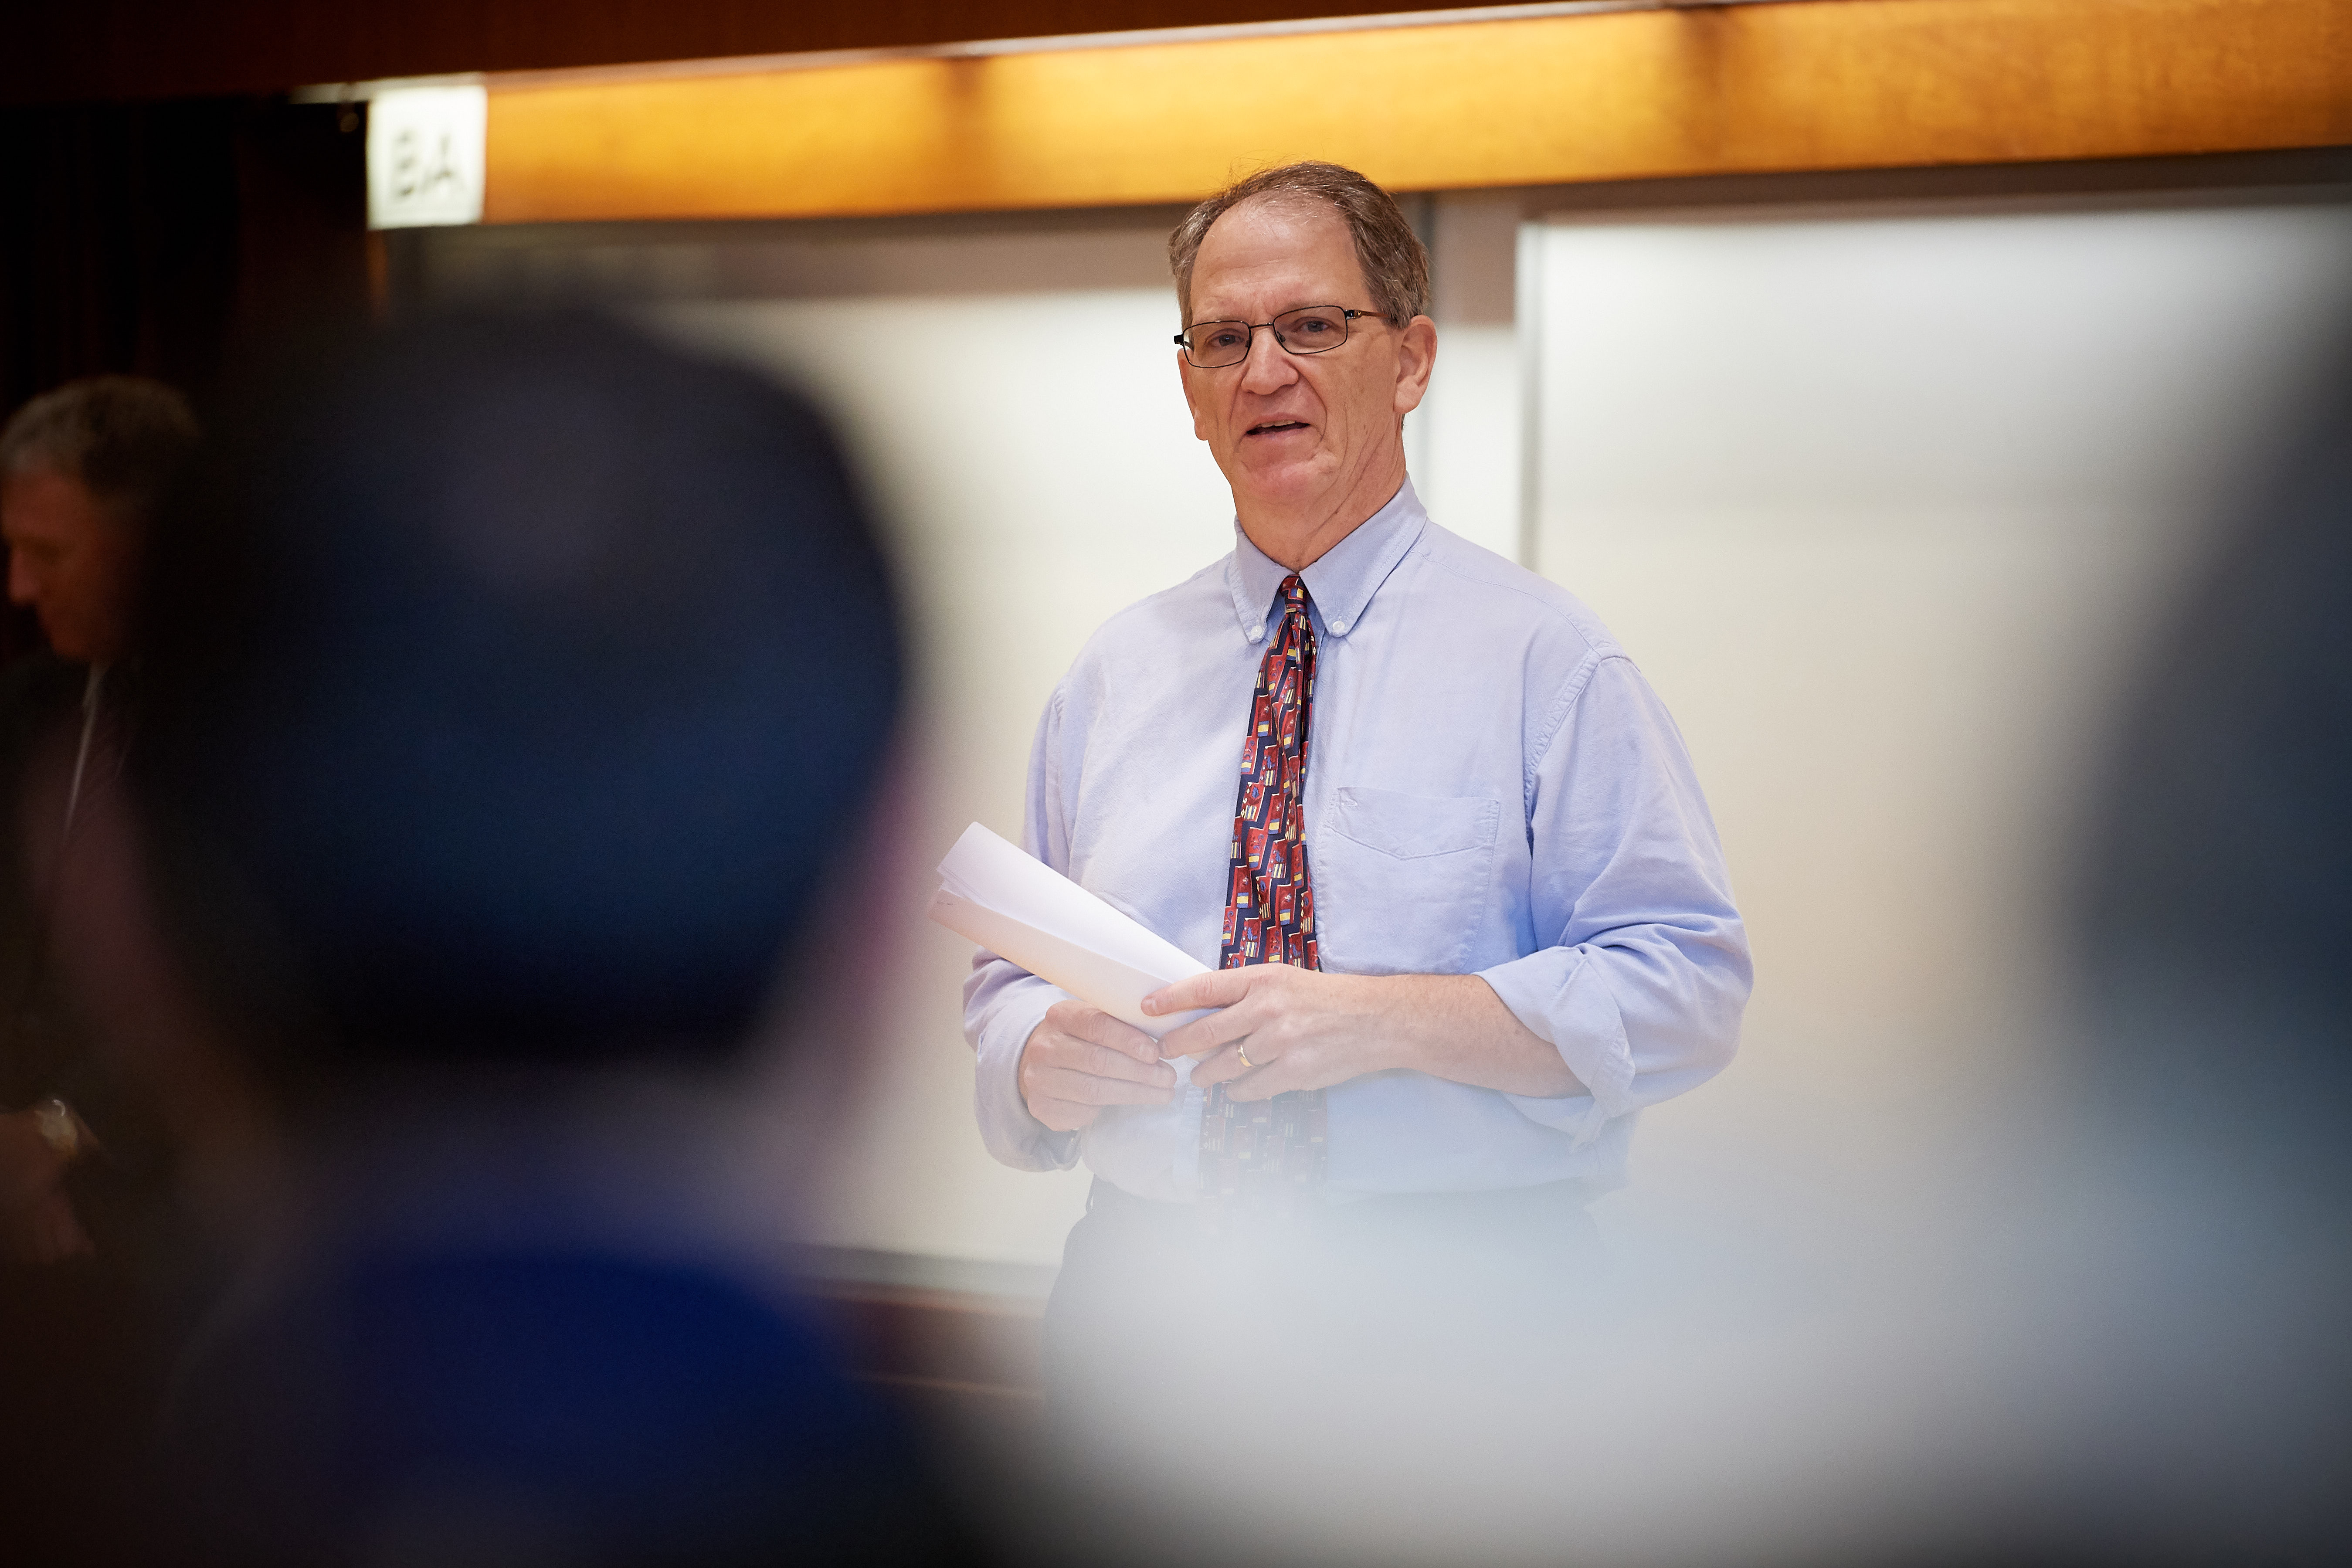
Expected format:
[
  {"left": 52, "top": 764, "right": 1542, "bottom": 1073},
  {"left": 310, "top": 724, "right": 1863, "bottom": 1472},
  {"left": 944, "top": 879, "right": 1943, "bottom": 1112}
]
[{"left": 1200, "top": 573, "right": 1327, "bottom": 1211}]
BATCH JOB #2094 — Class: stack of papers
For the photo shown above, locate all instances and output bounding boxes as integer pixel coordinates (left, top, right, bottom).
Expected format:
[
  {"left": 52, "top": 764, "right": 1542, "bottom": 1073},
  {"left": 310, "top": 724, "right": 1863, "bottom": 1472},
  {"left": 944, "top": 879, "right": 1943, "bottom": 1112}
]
[{"left": 928, "top": 823, "right": 1214, "bottom": 1042}]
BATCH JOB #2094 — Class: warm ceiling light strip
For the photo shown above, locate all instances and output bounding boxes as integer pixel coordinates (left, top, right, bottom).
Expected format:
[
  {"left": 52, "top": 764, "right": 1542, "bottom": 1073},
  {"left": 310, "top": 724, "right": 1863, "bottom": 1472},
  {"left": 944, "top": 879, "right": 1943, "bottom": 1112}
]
[{"left": 482, "top": 0, "right": 2352, "bottom": 224}]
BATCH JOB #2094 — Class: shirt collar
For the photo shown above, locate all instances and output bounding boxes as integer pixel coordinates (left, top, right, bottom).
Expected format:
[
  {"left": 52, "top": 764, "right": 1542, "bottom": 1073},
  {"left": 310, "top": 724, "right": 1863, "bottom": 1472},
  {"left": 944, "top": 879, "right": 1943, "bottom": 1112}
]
[{"left": 1227, "top": 478, "right": 1429, "bottom": 645}]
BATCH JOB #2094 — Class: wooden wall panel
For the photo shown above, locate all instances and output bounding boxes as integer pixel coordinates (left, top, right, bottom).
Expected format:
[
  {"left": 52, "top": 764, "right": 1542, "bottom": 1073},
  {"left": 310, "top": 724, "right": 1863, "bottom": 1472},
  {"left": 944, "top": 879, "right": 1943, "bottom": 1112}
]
[
  {"left": 483, "top": 0, "right": 2352, "bottom": 224},
  {"left": 3, "top": 0, "right": 1497, "bottom": 107}
]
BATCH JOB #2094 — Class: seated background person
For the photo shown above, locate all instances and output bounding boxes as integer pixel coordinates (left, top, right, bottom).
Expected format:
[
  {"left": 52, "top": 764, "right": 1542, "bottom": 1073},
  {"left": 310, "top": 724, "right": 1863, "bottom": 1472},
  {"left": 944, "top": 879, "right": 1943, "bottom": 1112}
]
[
  {"left": 49, "top": 312, "right": 984, "bottom": 1567},
  {"left": 0, "top": 375, "right": 199, "bottom": 1568},
  {"left": 0, "top": 373, "right": 197, "bottom": 1266}
]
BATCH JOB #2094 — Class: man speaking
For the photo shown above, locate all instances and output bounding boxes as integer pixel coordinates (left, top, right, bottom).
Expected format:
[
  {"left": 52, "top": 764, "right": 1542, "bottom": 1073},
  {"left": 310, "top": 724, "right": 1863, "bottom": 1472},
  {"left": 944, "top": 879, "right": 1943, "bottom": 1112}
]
[{"left": 964, "top": 164, "right": 1749, "bottom": 1388}]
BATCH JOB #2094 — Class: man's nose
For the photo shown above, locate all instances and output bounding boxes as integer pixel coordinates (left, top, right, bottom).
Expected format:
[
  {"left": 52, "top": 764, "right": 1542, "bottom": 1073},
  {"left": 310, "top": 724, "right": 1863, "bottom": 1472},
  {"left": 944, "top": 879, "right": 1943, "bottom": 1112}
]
[{"left": 1238, "top": 326, "right": 1299, "bottom": 394}]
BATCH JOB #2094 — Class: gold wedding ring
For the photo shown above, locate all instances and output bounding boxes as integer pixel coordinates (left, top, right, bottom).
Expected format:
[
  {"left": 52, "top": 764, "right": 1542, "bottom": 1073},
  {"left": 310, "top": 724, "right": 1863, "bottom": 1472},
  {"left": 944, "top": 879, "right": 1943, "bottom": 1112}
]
[{"left": 1235, "top": 1042, "right": 1256, "bottom": 1069}]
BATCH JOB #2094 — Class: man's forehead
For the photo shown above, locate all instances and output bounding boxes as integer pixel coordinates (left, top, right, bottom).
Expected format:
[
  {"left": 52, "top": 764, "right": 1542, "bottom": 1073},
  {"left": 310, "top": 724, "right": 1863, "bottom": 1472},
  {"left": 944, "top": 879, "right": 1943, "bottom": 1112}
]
[
  {"left": 1191, "top": 199, "right": 1365, "bottom": 313},
  {"left": 1, "top": 468, "right": 107, "bottom": 537}
]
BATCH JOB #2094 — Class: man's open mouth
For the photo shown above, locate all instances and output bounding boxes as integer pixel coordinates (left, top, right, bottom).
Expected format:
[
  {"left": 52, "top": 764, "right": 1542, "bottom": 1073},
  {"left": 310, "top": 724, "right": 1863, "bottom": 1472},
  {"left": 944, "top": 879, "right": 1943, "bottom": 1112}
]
[{"left": 1247, "top": 421, "right": 1308, "bottom": 436}]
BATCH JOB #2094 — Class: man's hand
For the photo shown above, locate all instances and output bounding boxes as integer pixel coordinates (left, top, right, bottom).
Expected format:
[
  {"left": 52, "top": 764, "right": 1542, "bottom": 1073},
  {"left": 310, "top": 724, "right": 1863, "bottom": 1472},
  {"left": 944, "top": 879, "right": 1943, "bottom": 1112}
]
[
  {"left": 1145, "top": 965, "right": 1586, "bottom": 1101},
  {"left": 0, "top": 1108, "right": 93, "bottom": 1264},
  {"left": 1018, "top": 999, "right": 1178, "bottom": 1133},
  {"left": 1145, "top": 964, "right": 1397, "bottom": 1099}
]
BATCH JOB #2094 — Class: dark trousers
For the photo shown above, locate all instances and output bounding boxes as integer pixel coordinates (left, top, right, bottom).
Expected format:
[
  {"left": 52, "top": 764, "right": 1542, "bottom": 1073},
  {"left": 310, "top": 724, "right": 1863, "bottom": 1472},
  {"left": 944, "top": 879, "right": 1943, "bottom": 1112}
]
[{"left": 1028, "top": 1180, "right": 1608, "bottom": 1565}]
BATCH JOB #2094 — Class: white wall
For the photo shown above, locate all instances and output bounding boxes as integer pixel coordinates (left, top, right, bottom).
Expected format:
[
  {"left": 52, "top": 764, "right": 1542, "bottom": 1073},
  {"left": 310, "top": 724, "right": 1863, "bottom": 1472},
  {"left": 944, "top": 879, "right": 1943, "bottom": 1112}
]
[
  {"left": 654, "top": 276, "right": 1235, "bottom": 1266},
  {"left": 1416, "top": 191, "right": 1524, "bottom": 560},
  {"left": 1524, "top": 203, "right": 2352, "bottom": 1234}
]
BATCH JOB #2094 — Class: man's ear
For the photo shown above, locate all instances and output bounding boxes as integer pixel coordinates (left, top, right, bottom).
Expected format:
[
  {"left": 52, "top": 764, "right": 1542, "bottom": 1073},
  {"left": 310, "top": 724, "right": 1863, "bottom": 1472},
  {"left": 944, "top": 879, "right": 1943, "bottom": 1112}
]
[
  {"left": 1394, "top": 316, "right": 1437, "bottom": 419},
  {"left": 1180, "top": 351, "right": 1210, "bottom": 442}
]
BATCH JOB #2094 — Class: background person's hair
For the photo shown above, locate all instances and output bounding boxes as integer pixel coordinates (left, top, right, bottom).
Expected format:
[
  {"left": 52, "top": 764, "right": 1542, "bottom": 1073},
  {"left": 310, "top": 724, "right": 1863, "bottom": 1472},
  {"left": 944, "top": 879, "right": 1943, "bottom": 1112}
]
[
  {"left": 132, "top": 310, "right": 903, "bottom": 1077},
  {"left": 1168, "top": 161, "right": 1431, "bottom": 329},
  {"left": 0, "top": 375, "right": 200, "bottom": 520}
]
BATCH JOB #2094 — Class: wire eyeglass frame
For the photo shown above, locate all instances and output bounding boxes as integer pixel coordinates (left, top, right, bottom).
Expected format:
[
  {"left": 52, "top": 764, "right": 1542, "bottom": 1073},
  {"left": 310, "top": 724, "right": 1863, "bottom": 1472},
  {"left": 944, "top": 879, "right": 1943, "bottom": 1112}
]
[{"left": 1173, "top": 306, "right": 1389, "bottom": 370}]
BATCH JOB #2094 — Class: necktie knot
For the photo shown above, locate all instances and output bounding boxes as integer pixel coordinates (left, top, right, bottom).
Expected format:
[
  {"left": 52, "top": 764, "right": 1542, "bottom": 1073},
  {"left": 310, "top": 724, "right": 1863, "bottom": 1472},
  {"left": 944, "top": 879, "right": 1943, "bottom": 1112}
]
[{"left": 1277, "top": 575, "right": 1310, "bottom": 621}]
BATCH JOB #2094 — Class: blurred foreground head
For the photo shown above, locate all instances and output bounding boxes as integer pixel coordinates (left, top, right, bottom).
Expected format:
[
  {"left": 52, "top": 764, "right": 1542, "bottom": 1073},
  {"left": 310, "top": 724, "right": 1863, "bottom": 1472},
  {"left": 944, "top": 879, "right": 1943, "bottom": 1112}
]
[
  {"left": 2044, "top": 339, "right": 2352, "bottom": 1561},
  {"left": 133, "top": 310, "right": 900, "bottom": 1083},
  {"left": 2076, "top": 342, "right": 2351, "bottom": 1127},
  {"left": 93, "top": 316, "right": 957, "bottom": 1568}
]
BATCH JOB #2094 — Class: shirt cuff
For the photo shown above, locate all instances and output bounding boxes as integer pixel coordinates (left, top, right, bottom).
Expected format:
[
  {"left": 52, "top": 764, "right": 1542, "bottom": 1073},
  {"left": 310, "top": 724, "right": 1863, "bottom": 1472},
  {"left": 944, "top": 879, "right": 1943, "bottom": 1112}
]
[
  {"left": 971, "top": 973, "right": 1083, "bottom": 1172},
  {"left": 1477, "top": 949, "right": 1638, "bottom": 1148}
]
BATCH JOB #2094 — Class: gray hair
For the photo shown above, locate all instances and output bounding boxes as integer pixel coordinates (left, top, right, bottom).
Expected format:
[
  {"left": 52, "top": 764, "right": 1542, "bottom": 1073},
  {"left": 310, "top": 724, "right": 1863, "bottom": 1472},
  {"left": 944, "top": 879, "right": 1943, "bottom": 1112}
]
[
  {"left": 0, "top": 375, "right": 200, "bottom": 520},
  {"left": 1168, "top": 162, "right": 1430, "bottom": 329}
]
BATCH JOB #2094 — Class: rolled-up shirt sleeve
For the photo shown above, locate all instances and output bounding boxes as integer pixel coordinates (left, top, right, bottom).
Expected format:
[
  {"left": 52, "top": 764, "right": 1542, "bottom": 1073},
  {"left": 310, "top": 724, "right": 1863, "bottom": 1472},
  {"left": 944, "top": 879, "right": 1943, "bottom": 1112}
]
[
  {"left": 962, "top": 688, "right": 1083, "bottom": 1171},
  {"left": 1478, "top": 654, "right": 1751, "bottom": 1144}
]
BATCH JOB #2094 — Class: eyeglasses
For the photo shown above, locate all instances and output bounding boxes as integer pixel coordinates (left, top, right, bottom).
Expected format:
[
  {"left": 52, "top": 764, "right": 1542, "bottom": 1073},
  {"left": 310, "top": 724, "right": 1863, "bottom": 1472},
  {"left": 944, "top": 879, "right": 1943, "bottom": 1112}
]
[{"left": 1172, "top": 305, "right": 1388, "bottom": 370}]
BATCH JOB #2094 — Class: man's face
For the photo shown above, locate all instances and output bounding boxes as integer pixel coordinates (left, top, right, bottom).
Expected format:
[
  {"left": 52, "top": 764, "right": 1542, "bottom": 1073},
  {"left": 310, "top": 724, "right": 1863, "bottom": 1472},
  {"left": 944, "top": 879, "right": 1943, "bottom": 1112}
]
[
  {"left": 1, "top": 467, "right": 137, "bottom": 662},
  {"left": 1179, "top": 198, "right": 1432, "bottom": 523}
]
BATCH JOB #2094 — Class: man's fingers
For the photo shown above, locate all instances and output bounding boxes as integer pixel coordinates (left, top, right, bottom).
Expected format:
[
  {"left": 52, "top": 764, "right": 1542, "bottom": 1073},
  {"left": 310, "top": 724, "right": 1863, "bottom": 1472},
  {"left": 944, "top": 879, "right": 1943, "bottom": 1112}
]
[
  {"left": 1029, "top": 1065, "right": 1178, "bottom": 1107},
  {"left": 1019, "top": 1008, "right": 1173, "bottom": 1131},
  {"left": 1066, "top": 1039, "right": 1177, "bottom": 1086},
  {"left": 1049, "top": 1001, "right": 1161, "bottom": 1063},
  {"left": 1194, "top": 1042, "right": 1300, "bottom": 1098},
  {"left": 1142, "top": 968, "right": 1254, "bottom": 1018},
  {"left": 1154, "top": 994, "right": 1268, "bottom": 1061},
  {"left": 1187, "top": 1042, "right": 1252, "bottom": 1088},
  {"left": 1028, "top": 1033, "right": 1176, "bottom": 1086},
  {"left": 1222, "top": 1059, "right": 1297, "bottom": 1101}
]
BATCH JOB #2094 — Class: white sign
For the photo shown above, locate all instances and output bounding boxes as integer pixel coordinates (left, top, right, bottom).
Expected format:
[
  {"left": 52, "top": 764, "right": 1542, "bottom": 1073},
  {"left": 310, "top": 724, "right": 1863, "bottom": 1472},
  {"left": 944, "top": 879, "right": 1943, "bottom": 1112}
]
[{"left": 367, "top": 85, "right": 487, "bottom": 229}]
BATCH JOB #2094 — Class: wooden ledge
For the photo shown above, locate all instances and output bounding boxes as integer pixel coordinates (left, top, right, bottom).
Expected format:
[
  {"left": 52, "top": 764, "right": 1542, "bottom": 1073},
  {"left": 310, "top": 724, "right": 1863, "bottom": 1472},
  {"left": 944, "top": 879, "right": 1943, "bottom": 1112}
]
[{"left": 483, "top": 0, "right": 2352, "bottom": 223}]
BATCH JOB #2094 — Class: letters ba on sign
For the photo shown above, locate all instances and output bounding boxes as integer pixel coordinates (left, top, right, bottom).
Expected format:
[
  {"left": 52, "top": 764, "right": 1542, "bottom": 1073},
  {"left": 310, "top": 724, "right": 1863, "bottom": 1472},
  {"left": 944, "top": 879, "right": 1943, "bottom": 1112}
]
[{"left": 366, "top": 86, "right": 487, "bottom": 229}]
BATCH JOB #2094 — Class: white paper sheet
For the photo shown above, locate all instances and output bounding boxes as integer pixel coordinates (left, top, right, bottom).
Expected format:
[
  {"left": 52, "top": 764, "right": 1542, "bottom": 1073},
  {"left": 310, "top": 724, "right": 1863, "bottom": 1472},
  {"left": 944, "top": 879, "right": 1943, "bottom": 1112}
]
[{"left": 928, "top": 822, "right": 1215, "bottom": 1041}]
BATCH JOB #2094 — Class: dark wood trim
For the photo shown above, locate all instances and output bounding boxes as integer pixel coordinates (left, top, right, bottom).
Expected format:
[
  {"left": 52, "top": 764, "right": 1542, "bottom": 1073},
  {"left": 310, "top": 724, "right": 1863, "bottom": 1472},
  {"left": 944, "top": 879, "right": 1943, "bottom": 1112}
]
[{"left": 3, "top": 0, "right": 1531, "bottom": 107}]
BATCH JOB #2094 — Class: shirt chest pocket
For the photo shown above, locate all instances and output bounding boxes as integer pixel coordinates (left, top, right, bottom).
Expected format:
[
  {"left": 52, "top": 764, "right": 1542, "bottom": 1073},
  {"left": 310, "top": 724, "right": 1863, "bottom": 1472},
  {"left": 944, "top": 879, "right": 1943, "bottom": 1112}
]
[{"left": 1313, "top": 786, "right": 1501, "bottom": 975}]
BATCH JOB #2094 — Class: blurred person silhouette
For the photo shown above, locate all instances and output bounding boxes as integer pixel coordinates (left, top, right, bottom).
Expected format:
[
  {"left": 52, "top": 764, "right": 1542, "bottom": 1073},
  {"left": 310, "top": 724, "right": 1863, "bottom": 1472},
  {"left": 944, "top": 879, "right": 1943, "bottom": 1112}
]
[
  {"left": 46, "top": 312, "right": 988, "bottom": 1567},
  {"left": 1683, "top": 313, "right": 2352, "bottom": 1568},
  {"left": 2008, "top": 330, "right": 2352, "bottom": 1562},
  {"left": 0, "top": 376, "right": 201, "bottom": 1568},
  {"left": 1631, "top": 326, "right": 2352, "bottom": 1568}
]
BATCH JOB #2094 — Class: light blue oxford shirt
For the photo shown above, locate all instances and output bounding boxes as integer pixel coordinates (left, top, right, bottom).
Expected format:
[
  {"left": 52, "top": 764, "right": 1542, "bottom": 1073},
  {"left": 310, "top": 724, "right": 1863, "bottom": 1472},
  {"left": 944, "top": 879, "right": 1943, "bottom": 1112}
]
[{"left": 963, "top": 481, "right": 1750, "bottom": 1203}]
